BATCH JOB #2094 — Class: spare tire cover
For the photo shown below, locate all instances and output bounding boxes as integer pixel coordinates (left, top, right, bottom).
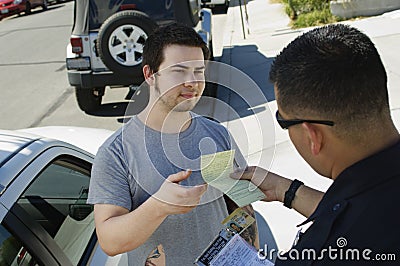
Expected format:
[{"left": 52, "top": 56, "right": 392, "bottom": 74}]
[{"left": 97, "top": 10, "right": 158, "bottom": 79}]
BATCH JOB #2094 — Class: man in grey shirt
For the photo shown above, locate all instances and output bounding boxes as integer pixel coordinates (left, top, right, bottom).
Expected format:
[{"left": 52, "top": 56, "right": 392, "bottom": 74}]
[{"left": 88, "top": 23, "right": 256, "bottom": 265}]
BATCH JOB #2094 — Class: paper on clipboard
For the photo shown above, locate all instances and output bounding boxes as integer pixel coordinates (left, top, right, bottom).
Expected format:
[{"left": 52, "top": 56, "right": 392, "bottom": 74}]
[
  {"left": 201, "top": 150, "right": 265, "bottom": 207},
  {"left": 210, "top": 234, "right": 274, "bottom": 266}
]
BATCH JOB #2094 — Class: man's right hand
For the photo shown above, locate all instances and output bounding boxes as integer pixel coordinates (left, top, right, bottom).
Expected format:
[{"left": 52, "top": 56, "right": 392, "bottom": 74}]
[
  {"left": 94, "top": 169, "right": 208, "bottom": 255},
  {"left": 153, "top": 169, "right": 208, "bottom": 216}
]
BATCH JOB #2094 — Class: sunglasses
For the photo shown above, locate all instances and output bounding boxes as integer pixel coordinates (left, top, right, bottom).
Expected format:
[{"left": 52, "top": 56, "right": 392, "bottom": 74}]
[{"left": 276, "top": 110, "right": 335, "bottom": 130}]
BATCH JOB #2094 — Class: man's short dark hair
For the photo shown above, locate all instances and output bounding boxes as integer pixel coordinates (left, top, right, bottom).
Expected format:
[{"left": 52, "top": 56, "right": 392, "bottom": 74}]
[
  {"left": 142, "top": 23, "right": 210, "bottom": 73},
  {"left": 269, "top": 24, "right": 389, "bottom": 138}
]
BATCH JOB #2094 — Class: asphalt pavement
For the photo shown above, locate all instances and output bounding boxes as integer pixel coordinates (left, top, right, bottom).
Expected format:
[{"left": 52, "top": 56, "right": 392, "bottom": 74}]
[{"left": 207, "top": 0, "right": 400, "bottom": 251}]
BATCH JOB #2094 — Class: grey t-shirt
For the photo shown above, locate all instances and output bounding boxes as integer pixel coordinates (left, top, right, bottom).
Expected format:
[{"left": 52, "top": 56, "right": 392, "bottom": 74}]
[{"left": 88, "top": 112, "right": 246, "bottom": 265}]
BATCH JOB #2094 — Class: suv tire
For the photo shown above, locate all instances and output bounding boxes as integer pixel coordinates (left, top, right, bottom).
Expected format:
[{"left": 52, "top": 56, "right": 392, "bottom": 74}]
[
  {"left": 212, "top": 0, "right": 229, "bottom": 13},
  {"left": 42, "top": 0, "right": 48, "bottom": 10},
  {"left": 25, "top": 2, "right": 31, "bottom": 15},
  {"left": 75, "top": 87, "right": 104, "bottom": 113},
  {"left": 97, "top": 10, "right": 158, "bottom": 82}
]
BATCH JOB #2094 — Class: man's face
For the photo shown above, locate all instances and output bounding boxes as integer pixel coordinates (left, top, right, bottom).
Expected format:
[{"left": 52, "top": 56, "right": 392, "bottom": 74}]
[
  {"left": 275, "top": 87, "right": 325, "bottom": 176},
  {"left": 153, "top": 44, "right": 206, "bottom": 113},
  {"left": 278, "top": 108, "right": 314, "bottom": 164}
]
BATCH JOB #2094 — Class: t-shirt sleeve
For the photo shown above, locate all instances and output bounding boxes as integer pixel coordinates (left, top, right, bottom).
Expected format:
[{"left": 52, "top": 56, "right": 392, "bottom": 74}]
[{"left": 87, "top": 141, "right": 133, "bottom": 211}]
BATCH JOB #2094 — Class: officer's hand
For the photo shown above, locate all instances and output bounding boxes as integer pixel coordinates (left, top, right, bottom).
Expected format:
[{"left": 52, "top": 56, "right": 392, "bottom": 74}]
[{"left": 230, "top": 166, "right": 289, "bottom": 202}]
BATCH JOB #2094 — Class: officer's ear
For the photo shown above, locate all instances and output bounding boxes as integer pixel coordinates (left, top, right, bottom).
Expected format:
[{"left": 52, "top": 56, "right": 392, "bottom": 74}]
[
  {"left": 143, "top": 65, "right": 155, "bottom": 86},
  {"left": 302, "top": 122, "right": 323, "bottom": 156}
]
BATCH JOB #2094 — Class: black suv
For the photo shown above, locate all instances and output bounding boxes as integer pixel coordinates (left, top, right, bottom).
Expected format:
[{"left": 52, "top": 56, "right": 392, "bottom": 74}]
[{"left": 66, "top": 0, "right": 213, "bottom": 112}]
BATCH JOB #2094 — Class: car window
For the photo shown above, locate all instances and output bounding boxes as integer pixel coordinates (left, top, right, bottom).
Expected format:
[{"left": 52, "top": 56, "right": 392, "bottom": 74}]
[
  {"left": 88, "top": 0, "right": 175, "bottom": 30},
  {"left": 15, "top": 157, "right": 95, "bottom": 265},
  {"left": 0, "top": 225, "right": 37, "bottom": 266}
]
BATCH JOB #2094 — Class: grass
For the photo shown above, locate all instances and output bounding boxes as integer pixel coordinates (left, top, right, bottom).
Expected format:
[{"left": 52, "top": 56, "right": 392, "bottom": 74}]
[
  {"left": 293, "top": 7, "right": 341, "bottom": 28},
  {"left": 276, "top": 0, "right": 343, "bottom": 28}
]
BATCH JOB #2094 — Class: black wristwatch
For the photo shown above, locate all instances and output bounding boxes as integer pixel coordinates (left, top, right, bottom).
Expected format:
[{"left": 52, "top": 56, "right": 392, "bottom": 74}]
[{"left": 283, "top": 179, "right": 304, "bottom": 209}]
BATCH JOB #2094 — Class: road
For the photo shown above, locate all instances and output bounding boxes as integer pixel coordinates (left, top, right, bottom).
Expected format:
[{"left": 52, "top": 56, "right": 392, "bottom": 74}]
[{"left": 0, "top": 2, "right": 228, "bottom": 131}]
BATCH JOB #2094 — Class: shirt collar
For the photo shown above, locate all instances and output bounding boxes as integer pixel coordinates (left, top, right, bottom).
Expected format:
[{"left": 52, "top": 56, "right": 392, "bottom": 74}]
[{"left": 299, "top": 140, "right": 400, "bottom": 226}]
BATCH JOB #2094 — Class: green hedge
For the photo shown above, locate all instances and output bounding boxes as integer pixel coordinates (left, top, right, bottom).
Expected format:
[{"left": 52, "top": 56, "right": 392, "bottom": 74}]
[{"left": 281, "top": 0, "right": 341, "bottom": 28}]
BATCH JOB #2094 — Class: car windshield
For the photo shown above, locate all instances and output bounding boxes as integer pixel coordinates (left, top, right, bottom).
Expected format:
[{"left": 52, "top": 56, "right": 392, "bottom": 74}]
[{"left": 88, "top": 0, "right": 175, "bottom": 30}]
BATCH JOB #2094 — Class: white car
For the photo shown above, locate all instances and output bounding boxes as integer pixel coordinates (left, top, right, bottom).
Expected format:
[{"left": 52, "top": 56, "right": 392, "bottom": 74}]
[
  {"left": 0, "top": 126, "right": 276, "bottom": 265},
  {"left": 0, "top": 127, "right": 130, "bottom": 265}
]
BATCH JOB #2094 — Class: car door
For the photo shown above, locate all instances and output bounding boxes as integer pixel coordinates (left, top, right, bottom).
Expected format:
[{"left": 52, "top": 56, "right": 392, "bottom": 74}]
[{"left": 0, "top": 146, "right": 98, "bottom": 265}]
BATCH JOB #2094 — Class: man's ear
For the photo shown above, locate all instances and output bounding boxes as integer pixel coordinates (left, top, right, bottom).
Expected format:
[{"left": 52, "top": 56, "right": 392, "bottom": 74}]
[
  {"left": 143, "top": 65, "right": 155, "bottom": 86},
  {"left": 302, "top": 123, "right": 323, "bottom": 156}
]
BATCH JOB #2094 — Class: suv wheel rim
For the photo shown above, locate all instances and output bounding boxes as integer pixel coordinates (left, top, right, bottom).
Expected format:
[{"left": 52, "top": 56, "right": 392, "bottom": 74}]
[{"left": 108, "top": 24, "right": 147, "bottom": 66}]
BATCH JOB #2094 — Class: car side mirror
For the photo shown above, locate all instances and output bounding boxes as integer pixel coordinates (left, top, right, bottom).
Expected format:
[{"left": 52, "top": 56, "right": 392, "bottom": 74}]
[{"left": 69, "top": 204, "right": 93, "bottom": 221}]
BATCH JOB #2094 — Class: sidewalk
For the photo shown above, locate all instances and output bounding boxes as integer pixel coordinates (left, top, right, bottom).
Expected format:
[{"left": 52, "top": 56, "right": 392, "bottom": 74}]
[{"left": 215, "top": 0, "right": 400, "bottom": 251}]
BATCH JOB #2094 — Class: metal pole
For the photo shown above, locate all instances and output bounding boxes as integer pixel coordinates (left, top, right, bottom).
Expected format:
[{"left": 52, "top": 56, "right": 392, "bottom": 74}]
[
  {"left": 238, "top": 0, "right": 246, "bottom": 39},
  {"left": 243, "top": 0, "right": 250, "bottom": 34}
]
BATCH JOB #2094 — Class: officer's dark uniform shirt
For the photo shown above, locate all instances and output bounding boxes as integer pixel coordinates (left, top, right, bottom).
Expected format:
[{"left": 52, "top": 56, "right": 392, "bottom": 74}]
[{"left": 275, "top": 141, "right": 400, "bottom": 266}]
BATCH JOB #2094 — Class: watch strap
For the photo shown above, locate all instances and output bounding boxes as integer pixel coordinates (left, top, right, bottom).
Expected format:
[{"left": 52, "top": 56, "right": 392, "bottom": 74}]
[{"left": 283, "top": 179, "right": 304, "bottom": 209}]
